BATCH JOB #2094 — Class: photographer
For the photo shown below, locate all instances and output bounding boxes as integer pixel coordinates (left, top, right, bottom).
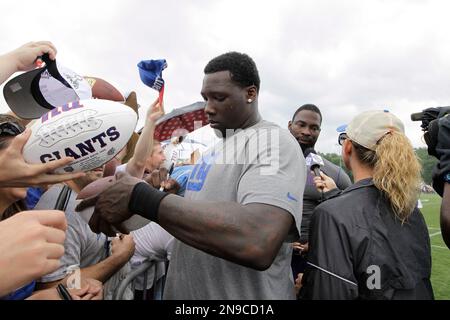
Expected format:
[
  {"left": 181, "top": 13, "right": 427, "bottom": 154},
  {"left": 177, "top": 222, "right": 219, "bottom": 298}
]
[
  {"left": 412, "top": 108, "right": 450, "bottom": 249},
  {"left": 75, "top": 52, "right": 304, "bottom": 300}
]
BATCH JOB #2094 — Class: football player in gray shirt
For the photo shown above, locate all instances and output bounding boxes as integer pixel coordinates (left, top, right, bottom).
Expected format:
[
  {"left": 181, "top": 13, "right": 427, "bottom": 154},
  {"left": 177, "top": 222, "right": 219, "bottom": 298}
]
[{"left": 77, "top": 52, "right": 306, "bottom": 300}]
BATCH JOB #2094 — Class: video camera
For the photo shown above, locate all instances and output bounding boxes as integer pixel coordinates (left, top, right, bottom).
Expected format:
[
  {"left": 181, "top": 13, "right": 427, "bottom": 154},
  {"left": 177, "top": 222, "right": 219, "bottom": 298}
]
[{"left": 411, "top": 107, "right": 450, "bottom": 157}]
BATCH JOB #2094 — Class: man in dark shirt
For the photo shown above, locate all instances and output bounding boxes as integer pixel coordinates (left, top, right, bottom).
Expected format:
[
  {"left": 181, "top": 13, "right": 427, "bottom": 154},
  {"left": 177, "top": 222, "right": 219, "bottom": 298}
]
[{"left": 288, "top": 104, "right": 351, "bottom": 281}]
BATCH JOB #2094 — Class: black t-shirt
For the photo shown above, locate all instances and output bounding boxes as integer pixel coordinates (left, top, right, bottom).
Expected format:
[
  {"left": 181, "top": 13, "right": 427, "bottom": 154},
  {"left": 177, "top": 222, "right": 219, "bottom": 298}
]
[{"left": 300, "top": 158, "right": 352, "bottom": 242}]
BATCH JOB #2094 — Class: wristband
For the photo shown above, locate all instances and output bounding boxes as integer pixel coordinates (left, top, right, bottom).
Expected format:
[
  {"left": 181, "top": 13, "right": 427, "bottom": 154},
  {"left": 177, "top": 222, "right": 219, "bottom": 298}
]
[{"left": 129, "top": 182, "right": 169, "bottom": 223}]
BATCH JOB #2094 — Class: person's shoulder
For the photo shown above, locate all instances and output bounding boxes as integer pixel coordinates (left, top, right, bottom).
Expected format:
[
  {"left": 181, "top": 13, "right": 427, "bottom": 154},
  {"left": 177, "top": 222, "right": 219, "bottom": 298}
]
[
  {"left": 322, "top": 158, "right": 346, "bottom": 176},
  {"left": 322, "top": 157, "right": 340, "bottom": 170},
  {"left": 256, "top": 120, "right": 301, "bottom": 148},
  {"left": 313, "top": 197, "right": 353, "bottom": 229},
  {"left": 314, "top": 185, "right": 372, "bottom": 222},
  {"left": 255, "top": 120, "right": 291, "bottom": 135},
  {"left": 250, "top": 120, "right": 286, "bottom": 135},
  {"left": 34, "top": 184, "right": 65, "bottom": 210},
  {"left": 315, "top": 194, "right": 346, "bottom": 214}
]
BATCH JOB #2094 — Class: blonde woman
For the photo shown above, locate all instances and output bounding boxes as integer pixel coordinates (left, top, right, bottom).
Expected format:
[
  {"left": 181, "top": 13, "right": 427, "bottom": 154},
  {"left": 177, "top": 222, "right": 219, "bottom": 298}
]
[{"left": 300, "top": 110, "right": 433, "bottom": 300}]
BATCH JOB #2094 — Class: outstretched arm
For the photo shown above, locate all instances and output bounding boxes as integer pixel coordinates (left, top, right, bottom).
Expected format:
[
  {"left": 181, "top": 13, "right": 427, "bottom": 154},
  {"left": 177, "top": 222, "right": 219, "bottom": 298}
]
[
  {"left": 37, "top": 234, "right": 134, "bottom": 289},
  {"left": 0, "top": 41, "right": 57, "bottom": 84},
  {"left": 76, "top": 171, "right": 296, "bottom": 271},
  {"left": 313, "top": 171, "right": 337, "bottom": 193},
  {"left": 76, "top": 130, "right": 303, "bottom": 271},
  {"left": 158, "top": 198, "right": 294, "bottom": 271},
  {"left": 126, "top": 97, "right": 164, "bottom": 178},
  {"left": 0, "top": 129, "right": 84, "bottom": 187},
  {"left": 31, "top": 279, "right": 103, "bottom": 300}
]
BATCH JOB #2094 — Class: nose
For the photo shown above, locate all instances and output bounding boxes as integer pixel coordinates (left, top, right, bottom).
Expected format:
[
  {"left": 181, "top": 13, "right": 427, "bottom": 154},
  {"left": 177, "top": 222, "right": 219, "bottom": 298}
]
[
  {"left": 299, "top": 126, "right": 312, "bottom": 136},
  {"left": 204, "top": 101, "right": 216, "bottom": 116}
]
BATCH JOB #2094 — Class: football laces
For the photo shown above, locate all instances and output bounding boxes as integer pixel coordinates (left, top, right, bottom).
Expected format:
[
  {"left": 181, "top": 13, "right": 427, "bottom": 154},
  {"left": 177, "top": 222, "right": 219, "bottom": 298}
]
[{"left": 38, "top": 110, "right": 102, "bottom": 147}]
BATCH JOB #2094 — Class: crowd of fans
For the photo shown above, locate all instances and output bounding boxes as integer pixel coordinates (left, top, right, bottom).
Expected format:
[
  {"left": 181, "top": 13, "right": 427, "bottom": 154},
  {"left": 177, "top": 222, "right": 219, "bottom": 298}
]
[{"left": 0, "top": 40, "right": 447, "bottom": 300}]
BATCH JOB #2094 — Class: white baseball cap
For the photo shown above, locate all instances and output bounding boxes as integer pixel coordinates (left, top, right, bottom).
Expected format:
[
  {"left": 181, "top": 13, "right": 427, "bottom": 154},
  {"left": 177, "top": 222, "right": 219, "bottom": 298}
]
[{"left": 337, "top": 110, "right": 405, "bottom": 150}]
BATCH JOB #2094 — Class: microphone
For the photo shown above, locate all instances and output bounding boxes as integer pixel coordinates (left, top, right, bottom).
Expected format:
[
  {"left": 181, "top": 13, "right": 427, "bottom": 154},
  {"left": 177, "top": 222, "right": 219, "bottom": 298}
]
[
  {"left": 305, "top": 152, "right": 324, "bottom": 177},
  {"left": 306, "top": 151, "right": 326, "bottom": 197}
]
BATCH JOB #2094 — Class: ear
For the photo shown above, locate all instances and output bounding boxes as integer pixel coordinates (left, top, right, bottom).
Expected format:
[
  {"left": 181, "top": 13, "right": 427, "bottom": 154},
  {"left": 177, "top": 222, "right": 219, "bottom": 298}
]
[
  {"left": 288, "top": 120, "right": 292, "bottom": 131},
  {"left": 343, "top": 139, "right": 352, "bottom": 156},
  {"left": 246, "top": 86, "right": 258, "bottom": 102},
  {"left": 342, "top": 139, "right": 353, "bottom": 169}
]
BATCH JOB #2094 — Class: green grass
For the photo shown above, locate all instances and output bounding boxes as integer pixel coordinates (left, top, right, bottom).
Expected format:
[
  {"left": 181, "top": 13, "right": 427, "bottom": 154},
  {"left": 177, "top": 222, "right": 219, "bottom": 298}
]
[{"left": 420, "top": 193, "right": 450, "bottom": 300}]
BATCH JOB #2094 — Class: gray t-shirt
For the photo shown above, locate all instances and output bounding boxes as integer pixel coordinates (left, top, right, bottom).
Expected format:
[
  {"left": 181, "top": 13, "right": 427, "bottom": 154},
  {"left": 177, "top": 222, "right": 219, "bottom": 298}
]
[
  {"left": 35, "top": 184, "right": 132, "bottom": 300},
  {"left": 301, "top": 158, "right": 352, "bottom": 242},
  {"left": 163, "top": 120, "right": 305, "bottom": 300}
]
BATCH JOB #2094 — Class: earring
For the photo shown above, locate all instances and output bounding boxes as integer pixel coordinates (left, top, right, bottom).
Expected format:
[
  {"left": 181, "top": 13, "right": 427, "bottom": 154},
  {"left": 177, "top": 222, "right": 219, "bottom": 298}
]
[{"left": 247, "top": 99, "right": 252, "bottom": 103}]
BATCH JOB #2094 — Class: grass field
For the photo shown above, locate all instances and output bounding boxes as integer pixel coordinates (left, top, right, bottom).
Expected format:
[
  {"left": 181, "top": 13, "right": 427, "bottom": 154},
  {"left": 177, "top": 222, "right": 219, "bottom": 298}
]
[{"left": 419, "top": 193, "right": 450, "bottom": 300}]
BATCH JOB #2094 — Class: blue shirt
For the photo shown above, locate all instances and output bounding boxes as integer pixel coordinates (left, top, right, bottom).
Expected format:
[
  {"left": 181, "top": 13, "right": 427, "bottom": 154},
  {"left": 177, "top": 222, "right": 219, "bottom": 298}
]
[
  {"left": 26, "top": 187, "right": 45, "bottom": 210},
  {"left": 171, "top": 165, "right": 194, "bottom": 196},
  {"left": 1, "top": 281, "right": 36, "bottom": 300}
]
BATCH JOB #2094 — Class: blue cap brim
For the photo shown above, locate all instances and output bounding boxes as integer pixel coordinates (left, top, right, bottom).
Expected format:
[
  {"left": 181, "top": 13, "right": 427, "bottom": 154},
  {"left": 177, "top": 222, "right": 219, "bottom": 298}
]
[
  {"left": 336, "top": 124, "right": 348, "bottom": 133},
  {"left": 137, "top": 59, "right": 167, "bottom": 90}
]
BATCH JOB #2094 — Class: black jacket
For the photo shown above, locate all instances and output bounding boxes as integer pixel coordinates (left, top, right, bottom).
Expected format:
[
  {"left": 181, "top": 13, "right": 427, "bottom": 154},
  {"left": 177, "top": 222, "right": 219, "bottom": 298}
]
[{"left": 300, "top": 178, "right": 434, "bottom": 300}]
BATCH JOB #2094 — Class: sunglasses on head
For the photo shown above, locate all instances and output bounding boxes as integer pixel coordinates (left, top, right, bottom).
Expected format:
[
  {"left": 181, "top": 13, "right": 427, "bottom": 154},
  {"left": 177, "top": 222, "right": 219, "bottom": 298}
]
[
  {"left": 0, "top": 121, "right": 24, "bottom": 137},
  {"left": 338, "top": 132, "right": 348, "bottom": 146}
]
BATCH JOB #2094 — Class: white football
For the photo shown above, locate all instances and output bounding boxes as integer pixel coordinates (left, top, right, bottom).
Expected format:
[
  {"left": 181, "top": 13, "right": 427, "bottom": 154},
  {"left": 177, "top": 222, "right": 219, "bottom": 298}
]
[{"left": 23, "top": 99, "right": 138, "bottom": 174}]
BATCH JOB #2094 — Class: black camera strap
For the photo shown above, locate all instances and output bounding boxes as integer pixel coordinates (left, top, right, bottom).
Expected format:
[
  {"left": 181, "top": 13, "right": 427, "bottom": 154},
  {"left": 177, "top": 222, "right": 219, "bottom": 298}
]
[{"left": 54, "top": 184, "right": 72, "bottom": 211}]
